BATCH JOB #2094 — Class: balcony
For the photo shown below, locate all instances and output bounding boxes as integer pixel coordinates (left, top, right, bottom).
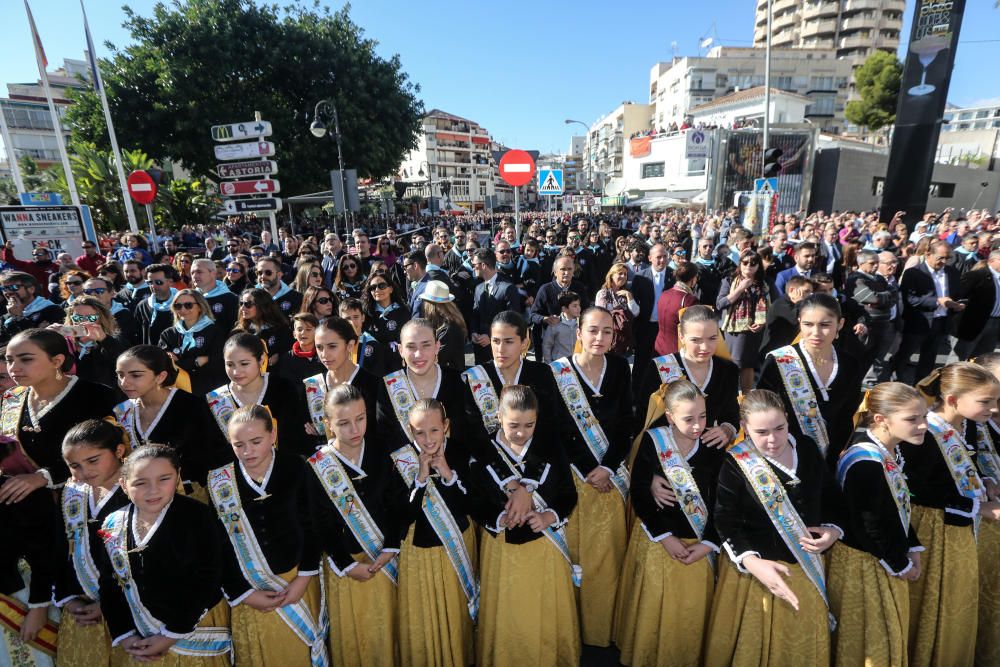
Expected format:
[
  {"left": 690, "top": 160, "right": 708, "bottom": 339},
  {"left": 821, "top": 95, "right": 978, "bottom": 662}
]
[
  {"left": 802, "top": 18, "right": 838, "bottom": 37},
  {"left": 802, "top": 1, "right": 839, "bottom": 19},
  {"left": 773, "top": 0, "right": 798, "bottom": 14},
  {"left": 839, "top": 33, "right": 873, "bottom": 49},
  {"left": 841, "top": 14, "right": 879, "bottom": 32},
  {"left": 843, "top": 0, "right": 885, "bottom": 13},
  {"left": 772, "top": 31, "right": 797, "bottom": 48}
]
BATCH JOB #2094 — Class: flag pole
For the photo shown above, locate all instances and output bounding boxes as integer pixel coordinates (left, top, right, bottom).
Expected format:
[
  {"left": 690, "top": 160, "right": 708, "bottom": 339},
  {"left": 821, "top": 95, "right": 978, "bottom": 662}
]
[
  {"left": 0, "top": 103, "right": 26, "bottom": 194},
  {"left": 81, "top": 0, "right": 138, "bottom": 233},
  {"left": 24, "top": 0, "right": 81, "bottom": 206}
]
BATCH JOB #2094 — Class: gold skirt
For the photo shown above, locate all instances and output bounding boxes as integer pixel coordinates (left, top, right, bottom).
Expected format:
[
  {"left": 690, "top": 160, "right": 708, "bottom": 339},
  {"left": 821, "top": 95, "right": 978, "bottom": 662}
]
[
  {"left": 476, "top": 531, "right": 580, "bottom": 667},
  {"left": 827, "top": 542, "right": 909, "bottom": 667},
  {"left": 704, "top": 558, "right": 830, "bottom": 667},
  {"left": 323, "top": 555, "right": 398, "bottom": 667},
  {"left": 109, "top": 598, "right": 231, "bottom": 667},
  {"left": 978, "top": 518, "right": 1000, "bottom": 667},
  {"left": 613, "top": 527, "right": 714, "bottom": 667},
  {"left": 907, "top": 505, "right": 978, "bottom": 667},
  {"left": 563, "top": 473, "right": 627, "bottom": 647},
  {"left": 230, "top": 569, "right": 325, "bottom": 667},
  {"left": 398, "top": 525, "right": 477, "bottom": 667},
  {"left": 56, "top": 609, "right": 110, "bottom": 667}
]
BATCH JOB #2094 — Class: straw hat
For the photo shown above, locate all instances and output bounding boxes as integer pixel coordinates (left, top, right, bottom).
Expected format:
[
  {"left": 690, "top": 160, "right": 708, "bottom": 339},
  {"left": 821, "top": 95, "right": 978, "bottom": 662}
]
[{"left": 418, "top": 280, "right": 455, "bottom": 303}]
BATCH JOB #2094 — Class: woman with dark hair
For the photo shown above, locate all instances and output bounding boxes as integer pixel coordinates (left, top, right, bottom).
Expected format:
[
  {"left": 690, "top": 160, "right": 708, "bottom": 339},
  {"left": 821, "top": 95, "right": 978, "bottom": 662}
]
[
  {"left": 418, "top": 281, "right": 468, "bottom": 372},
  {"left": 293, "top": 259, "right": 325, "bottom": 294},
  {"left": 59, "top": 296, "right": 130, "bottom": 392},
  {"left": 301, "top": 285, "right": 338, "bottom": 320},
  {"left": 97, "top": 261, "right": 126, "bottom": 291},
  {"left": 235, "top": 287, "right": 293, "bottom": 366},
  {"left": 158, "top": 288, "right": 227, "bottom": 397},
  {"left": 0, "top": 329, "right": 118, "bottom": 498},
  {"left": 716, "top": 249, "right": 770, "bottom": 393},
  {"left": 372, "top": 237, "right": 398, "bottom": 266},
  {"left": 333, "top": 254, "right": 366, "bottom": 301},
  {"left": 361, "top": 273, "right": 409, "bottom": 373},
  {"left": 172, "top": 252, "right": 194, "bottom": 289},
  {"left": 114, "top": 345, "right": 230, "bottom": 499},
  {"left": 225, "top": 260, "right": 249, "bottom": 294}
]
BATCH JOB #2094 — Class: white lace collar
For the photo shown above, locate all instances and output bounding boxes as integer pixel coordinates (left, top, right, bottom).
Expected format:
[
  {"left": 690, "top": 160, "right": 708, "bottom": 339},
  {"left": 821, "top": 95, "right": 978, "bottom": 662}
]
[
  {"left": 89, "top": 483, "right": 121, "bottom": 518},
  {"left": 134, "top": 388, "right": 177, "bottom": 441},
  {"left": 493, "top": 359, "right": 523, "bottom": 387},
  {"left": 238, "top": 451, "right": 276, "bottom": 498},
  {"left": 679, "top": 354, "right": 713, "bottom": 394},
  {"left": 131, "top": 500, "right": 172, "bottom": 549},
  {"left": 325, "top": 364, "right": 360, "bottom": 390},
  {"left": 406, "top": 364, "right": 442, "bottom": 400},
  {"left": 798, "top": 344, "right": 838, "bottom": 401},
  {"left": 571, "top": 354, "right": 607, "bottom": 395},
  {"left": 231, "top": 373, "right": 269, "bottom": 408},
  {"left": 27, "top": 375, "right": 79, "bottom": 427},
  {"left": 331, "top": 439, "right": 367, "bottom": 477}
]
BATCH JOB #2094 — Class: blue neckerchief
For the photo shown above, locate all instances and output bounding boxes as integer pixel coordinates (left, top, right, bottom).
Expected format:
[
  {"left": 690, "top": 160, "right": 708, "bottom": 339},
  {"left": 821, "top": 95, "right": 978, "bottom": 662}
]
[
  {"left": 497, "top": 260, "right": 515, "bottom": 272},
  {"left": 693, "top": 257, "right": 715, "bottom": 267},
  {"left": 110, "top": 301, "right": 126, "bottom": 315},
  {"left": 544, "top": 244, "right": 561, "bottom": 254},
  {"left": 426, "top": 262, "right": 442, "bottom": 273},
  {"left": 146, "top": 289, "right": 177, "bottom": 327},
  {"left": 22, "top": 297, "right": 57, "bottom": 318},
  {"left": 956, "top": 247, "right": 977, "bottom": 258},
  {"left": 175, "top": 315, "right": 213, "bottom": 352},
  {"left": 199, "top": 280, "right": 231, "bottom": 299},
  {"left": 124, "top": 281, "right": 148, "bottom": 296},
  {"left": 375, "top": 302, "right": 400, "bottom": 318},
  {"left": 588, "top": 244, "right": 602, "bottom": 253},
  {"left": 78, "top": 340, "right": 96, "bottom": 356},
  {"left": 257, "top": 281, "right": 292, "bottom": 301},
  {"left": 461, "top": 260, "right": 474, "bottom": 273}
]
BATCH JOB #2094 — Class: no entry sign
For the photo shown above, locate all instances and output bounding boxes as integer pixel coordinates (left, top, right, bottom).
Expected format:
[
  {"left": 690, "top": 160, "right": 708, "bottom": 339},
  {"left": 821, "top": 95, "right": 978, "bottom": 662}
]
[
  {"left": 498, "top": 150, "right": 536, "bottom": 187},
  {"left": 127, "top": 171, "right": 157, "bottom": 206}
]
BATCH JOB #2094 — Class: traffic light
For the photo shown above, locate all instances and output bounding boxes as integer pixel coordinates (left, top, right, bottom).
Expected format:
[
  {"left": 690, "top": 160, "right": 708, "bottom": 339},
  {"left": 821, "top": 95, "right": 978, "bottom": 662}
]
[{"left": 763, "top": 148, "right": 783, "bottom": 178}]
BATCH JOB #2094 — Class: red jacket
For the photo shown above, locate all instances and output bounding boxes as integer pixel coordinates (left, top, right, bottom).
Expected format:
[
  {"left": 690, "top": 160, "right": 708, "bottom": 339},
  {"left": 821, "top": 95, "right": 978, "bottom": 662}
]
[
  {"left": 1, "top": 248, "right": 60, "bottom": 297},
  {"left": 75, "top": 252, "right": 106, "bottom": 276},
  {"left": 654, "top": 286, "right": 698, "bottom": 356}
]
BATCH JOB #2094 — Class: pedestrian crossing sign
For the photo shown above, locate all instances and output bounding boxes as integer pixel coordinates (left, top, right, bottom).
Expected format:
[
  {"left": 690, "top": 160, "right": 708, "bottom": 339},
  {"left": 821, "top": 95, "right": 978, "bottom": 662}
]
[{"left": 537, "top": 168, "right": 564, "bottom": 195}]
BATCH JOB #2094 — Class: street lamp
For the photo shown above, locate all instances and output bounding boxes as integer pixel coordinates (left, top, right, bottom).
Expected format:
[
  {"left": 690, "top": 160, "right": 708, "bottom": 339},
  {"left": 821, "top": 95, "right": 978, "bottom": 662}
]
[
  {"left": 309, "top": 99, "right": 349, "bottom": 232},
  {"left": 565, "top": 119, "right": 592, "bottom": 193},
  {"left": 416, "top": 160, "right": 436, "bottom": 217}
]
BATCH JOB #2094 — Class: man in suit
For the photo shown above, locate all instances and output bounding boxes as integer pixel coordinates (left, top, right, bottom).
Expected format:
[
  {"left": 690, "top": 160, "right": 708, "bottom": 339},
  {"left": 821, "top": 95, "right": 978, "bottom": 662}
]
[
  {"left": 774, "top": 242, "right": 818, "bottom": 296},
  {"left": 404, "top": 250, "right": 450, "bottom": 318},
  {"left": 529, "top": 252, "right": 590, "bottom": 357},
  {"left": 874, "top": 251, "right": 904, "bottom": 382},
  {"left": 469, "top": 249, "right": 522, "bottom": 363},
  {"left": 895, "top": 240, "right": 965, "bottom": 384},
  {"left": 955, "top": 248, "right": 1000, "bottom": 360},
  {"left": 845, "top": 250, "right": 896, "bottom": 377},
  {"left": 818, "top": 225, "right": 844, "bottom": 289},
  {"left": 631, "top": 243, "right": 674, "bottom": 393}
]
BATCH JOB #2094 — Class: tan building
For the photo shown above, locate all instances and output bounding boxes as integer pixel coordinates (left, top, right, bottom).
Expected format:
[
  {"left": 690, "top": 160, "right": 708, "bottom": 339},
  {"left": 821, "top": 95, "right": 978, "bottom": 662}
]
[
  {"left": 582, "top": 102, "right": 652, "bottom": 197},
  {"left": 752, "top": 0, "right": 905, "bottom": 81}
]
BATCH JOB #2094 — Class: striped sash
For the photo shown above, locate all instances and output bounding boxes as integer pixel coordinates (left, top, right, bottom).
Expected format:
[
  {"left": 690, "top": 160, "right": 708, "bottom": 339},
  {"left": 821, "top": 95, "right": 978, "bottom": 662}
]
[
  {"left": 837, "top": 442, "right": 911, "bottom": 534},
  {"left": 303, "top": 374, "right": 327, "bottom": 438},
  {"left": 646, "top": 427, "right": 709, "bottom": 540},
  {"left": 462, "top": 365, "right": 501, "bottom": 434},
  {"left": 62, "top": 481, "right": 100, "bottom": 601},
  {"left": 768, "top": 346, "right": 831, "bottom": 456}
]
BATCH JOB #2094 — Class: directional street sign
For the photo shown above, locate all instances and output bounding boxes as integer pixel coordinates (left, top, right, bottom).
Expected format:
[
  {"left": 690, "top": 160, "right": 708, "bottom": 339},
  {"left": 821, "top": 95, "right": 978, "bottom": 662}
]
[
  {"left": 498, "top": 150, "right": 536, "bottom": 187},
  {"left": 211, "top": 121, "right": 273, "bottom": 142},
  {"left": 214, "top": 141, "right": 276, "bottom": 161},
  {"left": 224, "top": 197, "right": 282, "bottom": 214},
  {"left": 217, "top": 160, "right": 278, "bottom": 179},
  {"left": 754, "top": 177, "right": 778, "bottom": 194},
  {"left": 220, "top": 179, "right": 280, "bottom": 196},
  {"left": 126, "top": 171, "right": 157, "bottom": 205},
  {"left": 537, "top": 168, "right": 564, "bottom": 195}
]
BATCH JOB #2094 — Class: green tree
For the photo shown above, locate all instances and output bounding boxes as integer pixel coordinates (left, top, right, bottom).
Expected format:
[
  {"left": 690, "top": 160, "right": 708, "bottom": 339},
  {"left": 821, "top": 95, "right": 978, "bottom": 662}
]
[
  {"left": 845, "top": 51, "right": 903, "bottom": 134},
  {"left": 64, "top": 0, "right": 423, "bottom": 193}
]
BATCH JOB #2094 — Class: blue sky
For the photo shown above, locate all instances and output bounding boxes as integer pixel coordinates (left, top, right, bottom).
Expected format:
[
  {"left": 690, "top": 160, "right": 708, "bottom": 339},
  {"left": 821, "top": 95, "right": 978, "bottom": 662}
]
[{"left": 2, "top": 0, "right": 1000, "bottom": 157}]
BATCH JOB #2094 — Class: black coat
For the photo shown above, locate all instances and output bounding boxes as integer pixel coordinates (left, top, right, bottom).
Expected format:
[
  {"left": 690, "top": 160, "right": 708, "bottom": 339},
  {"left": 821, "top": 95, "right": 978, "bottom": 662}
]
[
  {"left": 900, "top": 261, "right": 960, "bottom": 334},
  {"left": 955, "top": 266, "right": 997, "bottom": 341},
  {"left": 759, "top": 296, "right": 800, "bottom": 356},
  {"left": 159, "top": 323, "right": 227, "bottom": 398},
  {"left": 471, "top": 278, "right": 522, "bottom": 337}
]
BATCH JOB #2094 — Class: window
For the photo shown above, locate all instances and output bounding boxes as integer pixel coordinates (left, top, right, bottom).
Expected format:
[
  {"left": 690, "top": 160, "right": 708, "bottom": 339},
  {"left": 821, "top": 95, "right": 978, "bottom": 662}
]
[
  {"left": 958, "top": 112, "right": 973, "bottom": 120},
  {"left": 641, "top": 162, "right": 665, "bottom": 179},
  {"left": 976, "top": 110, "right": 990, "bottom": 119},
  {"left": 716, "top": 73, "right": 728, "bottom": 88},
  {"left": 775, "top": 76, "right": 793, "bottom": 90},
  {"left": 928, "top": 182, "right": 955, "bottom": 198},
  {"left": 809, "top": 76, "right": 834, "bottom": 90}
]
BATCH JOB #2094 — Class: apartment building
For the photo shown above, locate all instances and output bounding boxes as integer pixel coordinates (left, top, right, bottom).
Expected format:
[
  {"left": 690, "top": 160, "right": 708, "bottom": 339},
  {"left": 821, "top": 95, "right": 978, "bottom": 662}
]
[{"left": 582, "top": 102, "right": 652, "bottom": 198}]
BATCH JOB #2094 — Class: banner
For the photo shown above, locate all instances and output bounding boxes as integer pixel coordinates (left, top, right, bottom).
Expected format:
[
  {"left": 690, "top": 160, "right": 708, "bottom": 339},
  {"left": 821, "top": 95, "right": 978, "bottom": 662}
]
[
  {"left": 718, "top": 131, "right": 812, "bottom": 215},
  {"left": 629, "top": 136, "right": 652, "bottom": 158},
  {"left": 0, "top": 205, "right": 87, "bottom": 258},
  {"left": 880, "top": 0, "right": 966, "bottom": 226}
]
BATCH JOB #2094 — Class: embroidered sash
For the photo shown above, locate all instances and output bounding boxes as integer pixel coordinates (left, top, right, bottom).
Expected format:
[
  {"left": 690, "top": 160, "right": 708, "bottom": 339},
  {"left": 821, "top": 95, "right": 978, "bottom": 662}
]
[
  {"left": 0, "top": 593, "right": 59, "bottom": 657},
  {"left": 837, "top": 443, "right": 911, "bottom": 534},
  {"left": 0, "top": 387, "right": 27, "bottom": 440},
  {"left": 383, "top": 370, "right": 418, "bottom": 443},
  {"left": 652, "top": 353, "right": 683, "bottom": 386},
  {"left": 646, "top": 427, "right": 709, "bottom": 540},
  {"left": 100, "top": 510, "right": 232, "bottom": 657},
  {"left": 927, "top": 412, "right": 986, "bottom": 537},
  {"left": 489, "top": 439, "right": 582, "bottom": 587},
  {"left": 549, "top": 358, "right": 629, "bottom": 502},
  {"left": 462, "top": 365, "right": 500, "bottom": 434},
  {"left": 769, "top": 346, "right": 831, "bottom": 456},
  {"left": 207, "top": 465, "right": 329, "bottom": 667},
  {"left": 390, "top": 445, "right": 479, "bottom": 619},
  {"left": 62, "top": 481, "right": 101, "bottom": 601},
  {"left": 303, "top": 374, "right": 327, "bottom": 438},
  {"left": 975, "top": 422, "right": 1000, "bottom": 483},
  {"left": 306, "top": 446, "right": 398, "bottom": 583},
  {"left": 206, "top": 385, "right": 239, "bottom": 436},
  {"left": 728, "top": 439, "right": 833, "bottom": 626}
]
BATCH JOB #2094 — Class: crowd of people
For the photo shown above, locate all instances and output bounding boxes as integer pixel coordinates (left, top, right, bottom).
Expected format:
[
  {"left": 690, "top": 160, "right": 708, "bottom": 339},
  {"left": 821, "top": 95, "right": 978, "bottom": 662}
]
[{"left": 2, "top": 203, "right": 1000, "bottom": 667}]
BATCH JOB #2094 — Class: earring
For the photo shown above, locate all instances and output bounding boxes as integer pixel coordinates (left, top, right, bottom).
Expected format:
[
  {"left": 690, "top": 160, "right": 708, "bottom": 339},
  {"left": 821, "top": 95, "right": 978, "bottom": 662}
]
[{"left": 55, "top": 368, "right": 63, "bottom": 381}]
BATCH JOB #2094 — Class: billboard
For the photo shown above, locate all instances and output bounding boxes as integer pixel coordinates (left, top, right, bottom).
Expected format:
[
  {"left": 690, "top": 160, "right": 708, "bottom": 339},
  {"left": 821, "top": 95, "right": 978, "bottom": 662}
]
[
  {"left": 0, "top": 206, "right": 87, "bottom": 259},
  {"left": 717, "top": 130, "right": 813, "bottom": 215}
]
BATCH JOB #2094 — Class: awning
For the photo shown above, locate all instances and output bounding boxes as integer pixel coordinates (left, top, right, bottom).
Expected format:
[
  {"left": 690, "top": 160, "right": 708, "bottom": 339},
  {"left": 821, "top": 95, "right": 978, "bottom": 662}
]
[
  {"left": 471, "top": 136, "right": 490, "bottom": 145},
  {"left": 436, "top": 132, "right": 468, "bottom": 143},
  {"left": 601, "top": 195, "right": 626, "bottom": 207},
  {"left": 604, "top": 177, "right": 627, "bottom": 196}
]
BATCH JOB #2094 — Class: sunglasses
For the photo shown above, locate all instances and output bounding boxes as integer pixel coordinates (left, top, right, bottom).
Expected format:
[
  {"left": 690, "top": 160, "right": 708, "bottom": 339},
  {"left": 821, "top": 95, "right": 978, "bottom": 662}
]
[
  {"left": 1, "top": 284, "right": 23, "bottom": 292},
  {"left": 226, "top": 267, "right": 243, "bottom": 274},
  {"left": 342, "top": 264, "right": 357, "bottom": 270},
  {"left": 150, "top": 279, "right": 169, "bottom": 286},
  {"left": 83, "top": 288, "right": 107, "bottom": 296},
  {"left": 172, "top": 301, "right": 197, "bottom": 311},
  {"left": 251, "top": 253, "right": 264, "bottom": 259},
  {"left": 741, "top": 259, "right": 759, "bottom": 266},
  {"left": 259, "top": 269, "right": 276, "bottom": 277},
  {"left": 33, "top": 253, "right": 48, "bottom": 258},
  {"left": 315, "top": 296, "right": 333, "bottom": 305},
  {"left": 310, "top": 272, "right": 322, "bottom": 279},
  {"left": 70, "top": 314, "right": 99, "bottom": 323},
  {"left": 369, "top": 283, "right": 390, "bottom": 292},
  {"left": 66, "top": 280, "right": 84, "bottom": 287},
  {"left": 497, "top": 249, "right": 512, "bottom": 255},
  {"left": 239, "top": 301, "right": 256, "bottom": 308}
]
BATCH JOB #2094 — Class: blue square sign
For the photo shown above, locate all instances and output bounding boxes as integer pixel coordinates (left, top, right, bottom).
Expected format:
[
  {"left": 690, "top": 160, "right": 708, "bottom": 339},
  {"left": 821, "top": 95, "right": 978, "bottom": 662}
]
[{"left": 537, "top": 168, "right": 564, "bottom": 195}]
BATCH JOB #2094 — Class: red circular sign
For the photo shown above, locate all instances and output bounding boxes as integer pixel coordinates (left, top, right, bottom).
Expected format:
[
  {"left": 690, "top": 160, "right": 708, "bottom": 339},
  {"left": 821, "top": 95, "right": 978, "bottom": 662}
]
[
  {"left": 498, "top": 149, "right": 536, "bottom": 187},
  {"left": 127, "top": 170, "right": 157, "bottom": 205}
]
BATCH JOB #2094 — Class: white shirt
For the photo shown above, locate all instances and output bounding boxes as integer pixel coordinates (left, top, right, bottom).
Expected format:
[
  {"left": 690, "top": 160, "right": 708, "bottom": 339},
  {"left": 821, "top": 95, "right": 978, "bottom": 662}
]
[
  {"left": 926, "top": 260, "right": 949, "bottom": 318},
  {"left": 650, "top": 269, "right": 666, "bottom": 322}
]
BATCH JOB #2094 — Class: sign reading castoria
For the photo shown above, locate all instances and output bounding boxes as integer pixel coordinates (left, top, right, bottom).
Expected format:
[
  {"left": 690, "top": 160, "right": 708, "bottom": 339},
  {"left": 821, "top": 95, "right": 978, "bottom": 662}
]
[{"left": 216, "top": 160, "right": 278, "bottom": 179}]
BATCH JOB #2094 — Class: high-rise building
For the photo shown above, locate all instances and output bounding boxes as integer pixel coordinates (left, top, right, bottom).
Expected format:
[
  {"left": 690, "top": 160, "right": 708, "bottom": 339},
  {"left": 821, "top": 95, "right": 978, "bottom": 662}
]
[
  {"left": 752, "top": 0, "right": 905, "bottom": 80},
  {"left": 582, "top": 102, "right": 652, "bottom": 197}
]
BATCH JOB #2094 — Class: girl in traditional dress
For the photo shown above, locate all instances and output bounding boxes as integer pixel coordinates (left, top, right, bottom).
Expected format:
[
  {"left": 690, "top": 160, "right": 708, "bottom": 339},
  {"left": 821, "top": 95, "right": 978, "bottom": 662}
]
[
  {"left": 0, "top": 329, "right": 118, "bottom": 502},
  {"left": 462, "top": 310, "right": 559, "bottom": 464},
  {"left": 757, "top": 293, "right": 866, "bottom": 465},
  {"left": 549, "top": 305, "right": 631, "bottom": 647},
  {"left": 209, "top": 404, "right": 327, "bottom": 667},
  {"left": 394, "top": 399, "right": 477, "bottom": 667},
  {"left": 615, "top": 379, "right": 722, "bottom": 667},
  {"left": 705, "top": 389, "right": 842, "bottom": 667},
  {"left": 207, "top": 333, "right": 312, "bottom": 457},
  {"left": 97, "top": 444, "right": 232, "bottom": 665},
  {"left": 0, "top": 437, "right": 64, "bottom": 667},
  {"left": 306, "top": 384, "right": 405, "bottom": 667},
  {"left": 114, "top": 345, "right": 230, "bottom": 502},
  {"left": 304, "top": 316, "right": 380, "bottom": 444},
  {"left": 376, "top": 318, "right": 469, "bottom": 454},
  {"left": 635, "top": 305, "right": 739, "bottom": 446},
  {"left": 903, "top": 362, "right": 1000, "bottom": 667},
  {"left": 55, "top": 419, "right": 131, "bottom": 667},
  {"left": 972, "top": 352, "right": 1000, "bottom": 667},
  {"left": 828, "top": 382, "right": 927, "bottom": 667},
  {"left": 467, "top": 385, "right": 580, "bottom": 667}
]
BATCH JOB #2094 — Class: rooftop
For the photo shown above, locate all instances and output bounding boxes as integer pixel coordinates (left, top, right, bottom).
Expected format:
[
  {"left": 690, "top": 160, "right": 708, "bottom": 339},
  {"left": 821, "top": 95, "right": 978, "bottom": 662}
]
[{"left": 689, "top": 86, "right": 812, "bottom": 114}]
